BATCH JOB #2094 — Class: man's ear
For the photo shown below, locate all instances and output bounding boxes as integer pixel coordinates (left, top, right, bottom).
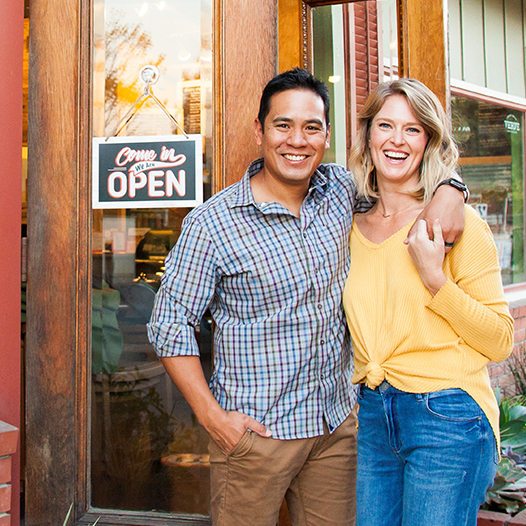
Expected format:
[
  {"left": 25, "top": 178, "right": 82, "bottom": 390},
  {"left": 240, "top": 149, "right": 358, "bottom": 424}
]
[
  {"left": 254, "top": 118, "right": 263, "bottom": 146},
  {"left": 325, "top": 123, "right": 331, "bottom": 150}
]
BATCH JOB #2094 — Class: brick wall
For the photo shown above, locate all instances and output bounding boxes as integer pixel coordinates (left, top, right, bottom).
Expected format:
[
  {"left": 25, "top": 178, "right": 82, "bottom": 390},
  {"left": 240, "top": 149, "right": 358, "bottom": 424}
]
[
  {"left": 353, "top": 2, "right": 379, "bottom": 114},
  {"left": 487, "top": 303, "right": 526, "bottom": 397},
  {"left": 0, "top": 421, "right": 19, "bottom": 526}
]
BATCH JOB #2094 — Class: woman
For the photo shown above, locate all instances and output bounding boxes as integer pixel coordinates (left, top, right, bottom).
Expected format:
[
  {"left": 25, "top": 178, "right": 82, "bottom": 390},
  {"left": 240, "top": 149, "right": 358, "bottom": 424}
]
[{"left": 343, "top": 78, "right": 514, "bottom": 526}]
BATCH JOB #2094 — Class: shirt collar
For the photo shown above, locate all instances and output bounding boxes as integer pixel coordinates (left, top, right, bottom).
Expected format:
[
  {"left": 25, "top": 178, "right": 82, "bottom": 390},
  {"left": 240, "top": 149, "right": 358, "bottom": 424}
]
[{"left": 229, "top": 158, "right": 329, "bottom": 209}]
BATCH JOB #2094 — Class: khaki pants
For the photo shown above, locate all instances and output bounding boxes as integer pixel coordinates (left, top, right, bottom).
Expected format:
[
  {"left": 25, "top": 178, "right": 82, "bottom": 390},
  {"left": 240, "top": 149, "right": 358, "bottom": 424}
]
[{"left": 209, "top": 407, "right": 358, "bottom": 526}]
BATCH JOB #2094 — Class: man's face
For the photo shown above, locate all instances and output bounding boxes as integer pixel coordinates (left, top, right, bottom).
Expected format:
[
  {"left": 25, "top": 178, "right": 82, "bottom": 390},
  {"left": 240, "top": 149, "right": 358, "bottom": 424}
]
[{"left": 254, "top": 89, "right": 330, "bottom": 188}]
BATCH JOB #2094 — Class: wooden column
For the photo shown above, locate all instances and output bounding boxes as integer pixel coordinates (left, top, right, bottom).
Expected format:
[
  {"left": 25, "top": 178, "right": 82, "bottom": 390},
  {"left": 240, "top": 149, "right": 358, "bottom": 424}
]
[
  {"left": 0, "top": 1, "right": 24, "bottom": 524},
  {"left": 25, "top": 0, "right": 91, "bottom": 523},
  {"left": 279, "top": 0, "right": 304, "bottom": 72},
  {"left": 397, "top": 0, "right": 449, "bottom": 109},
  {"left": 214, "top": 0, "right": 278, "bottom": 189}
]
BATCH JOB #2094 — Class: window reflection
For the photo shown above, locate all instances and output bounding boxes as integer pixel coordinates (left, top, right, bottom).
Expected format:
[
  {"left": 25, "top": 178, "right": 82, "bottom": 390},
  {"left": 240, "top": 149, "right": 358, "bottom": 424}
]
[
  {"left": 91, "top": 0, "right": 213, "bottom": 516},
  {"left": 452, "top": 96, "right": 525, "bottom": 285}
]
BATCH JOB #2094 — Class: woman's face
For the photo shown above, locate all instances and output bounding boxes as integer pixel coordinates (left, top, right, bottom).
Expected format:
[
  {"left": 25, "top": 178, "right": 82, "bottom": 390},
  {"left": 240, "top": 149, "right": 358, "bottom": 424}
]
[{"left": 369, "top": 94, "right": 428, "bottom": 189}]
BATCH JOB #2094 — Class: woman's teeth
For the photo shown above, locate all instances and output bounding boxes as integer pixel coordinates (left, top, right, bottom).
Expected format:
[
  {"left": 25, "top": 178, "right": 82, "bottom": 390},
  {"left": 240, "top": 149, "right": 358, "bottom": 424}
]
[{"left": 384, "top": 151, "right": 408, "bottom": 160}]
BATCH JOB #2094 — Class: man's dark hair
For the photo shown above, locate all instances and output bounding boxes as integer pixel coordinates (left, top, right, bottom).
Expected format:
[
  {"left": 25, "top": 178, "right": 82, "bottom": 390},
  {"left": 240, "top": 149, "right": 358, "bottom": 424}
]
[{"left": 257, "top": 68, "right": 331, "bottom": 130}]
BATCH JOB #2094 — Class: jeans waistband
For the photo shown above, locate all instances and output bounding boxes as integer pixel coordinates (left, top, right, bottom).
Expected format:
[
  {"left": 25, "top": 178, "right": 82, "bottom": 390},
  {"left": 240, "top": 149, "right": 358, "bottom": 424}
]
[{"left": 361, "top": 380, "right": 392, "bottom": 393}]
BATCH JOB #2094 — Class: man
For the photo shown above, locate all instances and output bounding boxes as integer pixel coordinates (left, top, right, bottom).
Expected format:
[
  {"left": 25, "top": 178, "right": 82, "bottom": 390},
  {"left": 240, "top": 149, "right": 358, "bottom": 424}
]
[{"left": 147, "top": 68, "right": 466, "bottom": 525}]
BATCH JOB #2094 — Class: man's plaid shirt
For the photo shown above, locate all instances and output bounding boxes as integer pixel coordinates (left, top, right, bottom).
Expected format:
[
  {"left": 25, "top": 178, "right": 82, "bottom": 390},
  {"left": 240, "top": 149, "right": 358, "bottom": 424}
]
[{"left": 148, "top": 159, "right": 361, "bottom": 440}]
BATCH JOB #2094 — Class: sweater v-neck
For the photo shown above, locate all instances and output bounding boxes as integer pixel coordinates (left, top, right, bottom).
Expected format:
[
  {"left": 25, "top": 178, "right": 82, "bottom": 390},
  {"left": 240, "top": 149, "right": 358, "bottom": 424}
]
[{"left": 352, "top": 218, "right": 416, "bottom": 249}]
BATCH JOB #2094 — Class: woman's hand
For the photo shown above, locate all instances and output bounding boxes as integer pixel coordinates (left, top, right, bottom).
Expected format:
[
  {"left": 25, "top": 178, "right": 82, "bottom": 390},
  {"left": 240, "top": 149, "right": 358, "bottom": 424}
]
[
  {"left": 405, "top": 184, "right": 465, "bottom": 253},
  {"left": 407, "top": 219, "right": 447, "bottom": 296}
]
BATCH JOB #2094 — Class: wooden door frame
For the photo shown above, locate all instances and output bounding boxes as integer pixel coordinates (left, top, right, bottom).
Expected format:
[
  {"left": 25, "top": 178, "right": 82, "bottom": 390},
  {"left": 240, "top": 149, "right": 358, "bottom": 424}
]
[
  {"left": 25, "top": 0, "right": 91, "bottom": 523},
  {"left": 25, "top": 0, "right": 276, "bottom": 525},
  {"left": 397, "top": 0, "right": 449, "bottom": 109},
  {"left": 279, "top": 0, "right": 448, "bottom": 107}
]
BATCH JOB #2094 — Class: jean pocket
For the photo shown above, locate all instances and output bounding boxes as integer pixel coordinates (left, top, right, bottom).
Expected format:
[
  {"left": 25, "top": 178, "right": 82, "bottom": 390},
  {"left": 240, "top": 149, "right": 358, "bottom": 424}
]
[
  {"left": 228, "top": 429, "right": 255, "bottom": 458},
  {"left": 493, "top": 442, "right": 500, "bottom": 466},
  {"left": 424, "top": 389, "right": 482, "bottom": 423},
  {"left": 357, "top": 384, "right": 364, "bottom": 402}
]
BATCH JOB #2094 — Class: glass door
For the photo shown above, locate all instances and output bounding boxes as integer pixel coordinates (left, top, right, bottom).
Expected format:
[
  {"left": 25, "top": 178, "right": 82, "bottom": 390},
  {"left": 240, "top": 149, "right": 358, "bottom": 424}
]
[{"left": 91, "top": 0, "right": 214, "bottom": 518}]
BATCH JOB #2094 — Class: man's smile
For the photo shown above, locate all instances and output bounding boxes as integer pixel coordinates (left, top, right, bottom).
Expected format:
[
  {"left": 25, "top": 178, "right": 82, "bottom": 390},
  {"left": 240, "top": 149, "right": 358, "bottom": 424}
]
[{"left": 283, "top": 154, "right": 308, "bottom": 161}]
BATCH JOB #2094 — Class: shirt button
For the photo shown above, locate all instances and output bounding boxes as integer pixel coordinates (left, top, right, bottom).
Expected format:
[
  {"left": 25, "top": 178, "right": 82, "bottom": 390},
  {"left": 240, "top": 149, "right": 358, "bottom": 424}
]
[
  {"left": 320, "top": 374, "right": 325, "bottom": 379},
  {"left": 320, "top": 339, "right": 325, "bottom": 345},
  {"left": 303, "top": 233, "right": 307, "bottom": 238},
  {"left": 318, "top": 304, "right": 322, "bottom": 309}
]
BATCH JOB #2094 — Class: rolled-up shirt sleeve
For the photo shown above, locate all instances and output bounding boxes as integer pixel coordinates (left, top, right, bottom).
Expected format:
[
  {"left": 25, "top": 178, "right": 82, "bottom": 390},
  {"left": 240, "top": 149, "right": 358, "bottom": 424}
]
[{"left": 147, "top": 216, "right": 219, "bottom": 357}]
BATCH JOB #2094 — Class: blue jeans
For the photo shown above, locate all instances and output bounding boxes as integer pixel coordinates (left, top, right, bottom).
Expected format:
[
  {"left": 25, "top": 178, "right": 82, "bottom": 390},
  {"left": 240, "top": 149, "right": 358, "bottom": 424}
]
[{"left": 356, "top": 382, "right": 498, "bottom": 526}]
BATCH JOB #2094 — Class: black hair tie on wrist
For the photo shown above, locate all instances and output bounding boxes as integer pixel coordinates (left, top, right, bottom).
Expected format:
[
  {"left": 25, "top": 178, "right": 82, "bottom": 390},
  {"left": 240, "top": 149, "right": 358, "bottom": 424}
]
[{"left": 444, "top": 241, "right": 455, "bottom": 248}]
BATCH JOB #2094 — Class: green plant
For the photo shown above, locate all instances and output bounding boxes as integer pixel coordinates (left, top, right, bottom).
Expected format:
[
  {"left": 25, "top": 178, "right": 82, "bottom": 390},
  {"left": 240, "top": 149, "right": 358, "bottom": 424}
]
[
  {"left": 483, "top": 387, "right": 526, "bottom": 515},
  {"left": 485, "top": 456, "right": 526, "bottom": 514},
  {"left": 498, "top": 388, "right": 526, "bottom": 451}
]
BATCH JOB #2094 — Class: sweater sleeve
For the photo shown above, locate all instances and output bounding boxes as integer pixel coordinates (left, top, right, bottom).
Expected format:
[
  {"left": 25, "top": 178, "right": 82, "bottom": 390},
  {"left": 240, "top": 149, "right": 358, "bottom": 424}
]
[{"left": 426, "top": 207, "right": 514, "bottom": 363}]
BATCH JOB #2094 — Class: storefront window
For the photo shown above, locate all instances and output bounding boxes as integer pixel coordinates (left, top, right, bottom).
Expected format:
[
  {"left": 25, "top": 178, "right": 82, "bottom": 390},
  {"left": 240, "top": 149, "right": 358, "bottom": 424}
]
[
  {"left": 452, "top": 96, "right": 525, "bottom": 285},
  {"left": 91, "top": 0, "right": 213, "bottom": 516}
]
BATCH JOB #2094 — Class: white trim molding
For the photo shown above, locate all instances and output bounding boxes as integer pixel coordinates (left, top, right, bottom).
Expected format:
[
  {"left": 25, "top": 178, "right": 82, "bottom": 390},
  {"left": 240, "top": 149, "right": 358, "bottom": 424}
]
[{"left": 451, "top": 78, "right": 526, "bottom": 110}]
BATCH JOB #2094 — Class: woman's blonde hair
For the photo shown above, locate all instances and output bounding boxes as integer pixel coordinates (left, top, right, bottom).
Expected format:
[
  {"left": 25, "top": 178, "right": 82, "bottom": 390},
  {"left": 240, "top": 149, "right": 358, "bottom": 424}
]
[{"left": 349, "top": 78, "right": 459, "bottom": 202}]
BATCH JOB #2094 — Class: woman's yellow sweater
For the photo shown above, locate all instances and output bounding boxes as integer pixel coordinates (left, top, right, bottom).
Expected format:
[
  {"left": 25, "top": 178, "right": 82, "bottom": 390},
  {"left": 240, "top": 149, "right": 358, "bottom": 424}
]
[{"left": 343, "top": 205, "right": 514, "bottom": 445}]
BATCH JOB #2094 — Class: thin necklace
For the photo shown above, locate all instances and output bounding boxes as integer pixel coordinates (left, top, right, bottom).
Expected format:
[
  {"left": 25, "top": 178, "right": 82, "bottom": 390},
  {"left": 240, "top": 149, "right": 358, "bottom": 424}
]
[{"left": 378, "top": 201, "right": 423, "bottom": 218}]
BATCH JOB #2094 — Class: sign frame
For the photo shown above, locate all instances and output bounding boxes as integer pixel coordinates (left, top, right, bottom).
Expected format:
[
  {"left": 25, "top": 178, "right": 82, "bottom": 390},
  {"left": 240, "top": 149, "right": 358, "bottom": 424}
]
[{"left": 92, "top": 134, "right": 203, "bottom": 209}]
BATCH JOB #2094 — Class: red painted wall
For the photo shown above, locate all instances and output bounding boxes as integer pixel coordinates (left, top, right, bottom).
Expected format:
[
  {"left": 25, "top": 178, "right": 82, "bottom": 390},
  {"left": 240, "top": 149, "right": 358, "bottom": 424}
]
[{"left": 0, "top": 0, "right": 24, "bottom": 524}]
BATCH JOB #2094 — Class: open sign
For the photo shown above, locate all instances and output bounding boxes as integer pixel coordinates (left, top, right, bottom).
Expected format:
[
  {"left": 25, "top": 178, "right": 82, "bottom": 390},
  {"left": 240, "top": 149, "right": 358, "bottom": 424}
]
[{"left": 92, "top": 135, "right": 203, "bottom": 209}]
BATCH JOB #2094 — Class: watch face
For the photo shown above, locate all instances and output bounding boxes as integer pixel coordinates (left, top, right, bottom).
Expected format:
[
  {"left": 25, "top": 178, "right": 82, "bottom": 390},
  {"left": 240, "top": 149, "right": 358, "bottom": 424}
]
[
  {"left": 442, "top": 178, "right": 466, "bottom": 190},
  {"left": 437, "top": 179, "right": 469, "bottom": 202},
  {"left": 451, "top": 180, "right": 466, "bottom": 190}
]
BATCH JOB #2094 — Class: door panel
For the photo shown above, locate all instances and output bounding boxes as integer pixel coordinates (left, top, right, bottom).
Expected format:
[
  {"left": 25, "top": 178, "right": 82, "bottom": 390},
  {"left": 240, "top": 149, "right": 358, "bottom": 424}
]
[
  {"left": 90, "top": 1, "right": 213, "bottom": 514},
  {"left": 25, "top": 0, "right": 277, "bottom": 524}
]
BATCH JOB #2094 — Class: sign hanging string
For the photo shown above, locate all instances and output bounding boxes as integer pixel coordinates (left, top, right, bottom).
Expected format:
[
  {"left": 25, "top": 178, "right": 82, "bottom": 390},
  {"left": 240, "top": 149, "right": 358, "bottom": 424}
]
[{"left": 106, "top": 65, "right": 189, "bottom": 141}]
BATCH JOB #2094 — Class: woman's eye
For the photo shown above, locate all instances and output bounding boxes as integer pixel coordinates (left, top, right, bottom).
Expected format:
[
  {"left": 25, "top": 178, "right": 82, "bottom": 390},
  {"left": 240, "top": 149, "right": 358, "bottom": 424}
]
[
  {"left": 378, "top": 122, "right": 391, "bottom": 129},
  {"left": 407, "top": 127, "right": 421, "bottom": 134}
]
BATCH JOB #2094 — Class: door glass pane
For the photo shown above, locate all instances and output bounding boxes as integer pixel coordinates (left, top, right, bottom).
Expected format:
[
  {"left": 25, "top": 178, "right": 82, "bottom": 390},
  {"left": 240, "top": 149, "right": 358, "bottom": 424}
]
[
  {"left": 91, "top": 0, "right": 213, "bottom": 516},
  {"left": 311, "top": 2, "right": 394, "bottom": 162},
  {"left": 312, "top": 4, "right": 347, "bottom": 166},
  {"left": 379, "top": 0, "right": 398, "bottom": 80},
  {"left": 452, "top": 96, "right": 525, "bottom": 285}
]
